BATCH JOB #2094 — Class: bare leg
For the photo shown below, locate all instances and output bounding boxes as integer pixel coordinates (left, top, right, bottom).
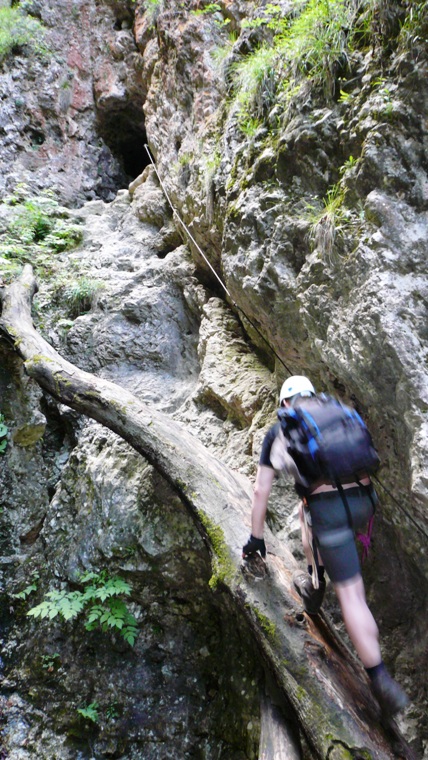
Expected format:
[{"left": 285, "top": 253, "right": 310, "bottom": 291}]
[{"left": 334, "top": 575, "right": 381, "bottom": 668}]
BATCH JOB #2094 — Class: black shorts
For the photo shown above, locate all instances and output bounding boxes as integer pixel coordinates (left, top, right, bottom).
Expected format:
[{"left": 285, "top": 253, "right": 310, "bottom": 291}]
[{"left": 307, "top": 485, "right": 377, "bottom": 583}]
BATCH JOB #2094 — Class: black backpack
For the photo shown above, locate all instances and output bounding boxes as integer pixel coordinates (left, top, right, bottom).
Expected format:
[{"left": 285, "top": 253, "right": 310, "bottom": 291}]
[{"left": 277, "top": 394, "right": 380, "bottom": 487}]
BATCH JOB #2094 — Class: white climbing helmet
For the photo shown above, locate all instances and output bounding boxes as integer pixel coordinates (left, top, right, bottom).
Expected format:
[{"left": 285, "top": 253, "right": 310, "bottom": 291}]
[{"left": 279, "top": 375, "right": 315, "bottom": 403}]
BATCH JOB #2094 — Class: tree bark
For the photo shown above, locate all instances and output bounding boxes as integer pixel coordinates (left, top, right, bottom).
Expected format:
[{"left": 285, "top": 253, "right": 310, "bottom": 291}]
[
  {"left": 0, "top": 265, "right": 414, "bottom": 760},
  {"left": 259, "top": 693, "right": 301, "bottom": 760}
]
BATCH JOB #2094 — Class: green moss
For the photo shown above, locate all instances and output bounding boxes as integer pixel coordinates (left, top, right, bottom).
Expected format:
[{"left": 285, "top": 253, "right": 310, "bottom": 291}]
[
  {"left": 9, "top": 332, "right": 22, "bottom": 348},
  {"left": 176, "top": 478, "right": 189, "bottom": 494},
  {"left": 109, "top": 399, "right": 129, "bottom": 417},
  {"left": 54, "top": 374, "right": 73, "bottom": 387},
  {"left": 245, "top": 603, "right": 278, "bottom": 644},
  {"left": 253, "top": 608, "right": 277, "bottom": 642},
  {"left": 26, "top": 355, "right": 55, "bottom": 370},
  {"left": 197, "top": 511, "right": 236, "bottom": 589},
  {"left": 12, "top": 423, "right": 45, "bottom": 447},
  {"left": 295, "top": 686, "right": 307, "bottom": 701},
  {"left": 324, "top": 738, "right": 372, "bottom": 760}
]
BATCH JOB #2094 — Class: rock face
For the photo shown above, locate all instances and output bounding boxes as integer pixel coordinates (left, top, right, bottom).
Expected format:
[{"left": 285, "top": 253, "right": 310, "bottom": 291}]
[
  {"left": 0, "top": 182, "right": 269, "bottom": 758},
  {"left": 0, "top": 0, "right": 427, "bottom": 757},
  {"left": 0, "top": 0, "right": 147, "bottom": 203}
]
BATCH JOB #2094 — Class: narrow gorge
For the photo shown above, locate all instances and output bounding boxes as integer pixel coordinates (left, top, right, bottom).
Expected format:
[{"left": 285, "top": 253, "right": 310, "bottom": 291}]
[{"left": 0, "top": 1, "right": 427, "bottom": 758}]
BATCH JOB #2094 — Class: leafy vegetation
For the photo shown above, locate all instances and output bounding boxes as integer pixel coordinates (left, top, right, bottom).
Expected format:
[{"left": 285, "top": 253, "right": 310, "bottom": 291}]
[
  {"left": 77, "top": 701, "right": 99, "bottom": 724},
  {"left": 0, "top": 186, "right": 83, "bottom": 280},
  {"left": 307, "top": 183, "right": 347, "bottom": 261},
  {"left": 28, "top": 571, "right": 139, "bottom": 646},
  {"left": 284, "top": 0, "right": 355, "bottom": 86},
  {"left": 0, "top": 5, "right": 48, "bottom": 64},
  {"left": 211, "top": 30, "right": 237, "bottom": 70},
  {"left": 192, "top": 2, "right": 222, "bottom": 14},
  {"left": 12, "top": 573, "right": 39, "bottom": 599},
  {"left": 241, "top": 2, "right": 285, "bottom": 32},
  {"left": 52, "top": 276, "right": 104, "bottom": 319},
  {"left": 191, "top": 1, "right": 230, "bottom": 27},
  {"left": 0, "top": 185, "right": 96, "bottom": 321},
  {"left": 0, "top": 414, "right": 8, "bottom": 455},
  {"left": 339, "top": 155, "right": 359, "bottom": 175},
  {"left": 399, "top": 0, "right": 428, "bottom": 48},
  {"left": 305, "top": 180, "right": 364, "bottom": 264},
  {"left": 239, "top": 116, "right": 263, "bottom": 138},
  {"left": 232, "top": 43, "right": 278, "bottom": 125},
  {"left": 40, "top": 652, "right": 61, "bottom": 672},
  {"left": 142, "top": 0, "right": 163, "bottom": 22},
  {"left": 230, "top": 0, "right": 389, "bottom": 126}
]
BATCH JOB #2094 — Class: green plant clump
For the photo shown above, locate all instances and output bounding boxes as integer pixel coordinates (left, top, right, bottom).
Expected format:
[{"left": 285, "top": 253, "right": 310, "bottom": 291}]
[
  {"left": 40, "top": 652, "right": 61, "bottom": 672},
  {"left": 399, "top": 0, "right": 428, "bottom": 48},
  {"left": 0, "top": 187, "right": 83, "bottom": 279},
  {"left": 231, "top": 0, "right": 379, "bottom": 127},
  {"left": 211, "top": 31, "right": 238, "bottom": 69},
  {"left": 306, "top": 182, "right": 347, "bottom": 262},
  {"left": 12, "top": 573, "right": 39, "bottom": 599},
  {"left": 77, "top": 701, "right": 99, "bottom": 724},
  {"left": 28, "top": 571, "right": 139, "bottom": 646},
  {"left": 143, "top": 0, "right": 163, "bottom": 22},
  {"left": 0, "top": 414, "right": 8, "bottom": 455},
  {"left": 192, "top": 3, "right": 221, "bottom": 16},
  {"left": 58, "top": 276, "right": 104, "bottom": 318},
  {"left": 281, "top": 0, "right": 357, "bottom": 89},
  {"left": 0, "top": 5, "right": 47, "bottom": 64},
  {"left": 232, "top": 43, "right": 278, "bottom": 127}
]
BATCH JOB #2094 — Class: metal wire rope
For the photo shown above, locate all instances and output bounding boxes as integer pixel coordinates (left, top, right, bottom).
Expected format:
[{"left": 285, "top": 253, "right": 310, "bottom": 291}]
[
  {"left": 143, "top": 145, "right": 426, "bottom": 539},
  {"left": 144, "top": 144, "right": 293, "bottom": 374}
]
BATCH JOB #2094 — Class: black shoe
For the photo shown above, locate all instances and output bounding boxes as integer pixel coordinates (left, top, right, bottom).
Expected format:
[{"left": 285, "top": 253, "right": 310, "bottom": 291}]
[
  {"left": 293, "top": 571, "right": 326, "bottom": 615},
  {"left": 371, "top": 669, "right": 409, "bottom": 717}
]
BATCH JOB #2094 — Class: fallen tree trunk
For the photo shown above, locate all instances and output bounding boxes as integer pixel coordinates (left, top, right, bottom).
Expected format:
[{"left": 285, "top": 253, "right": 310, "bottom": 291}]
[
  {"left": 0, "top": 265, "right": 413, "bottom": 759},
  {"left": 259, "top": 693, "right": 302, "bottom": 760}
]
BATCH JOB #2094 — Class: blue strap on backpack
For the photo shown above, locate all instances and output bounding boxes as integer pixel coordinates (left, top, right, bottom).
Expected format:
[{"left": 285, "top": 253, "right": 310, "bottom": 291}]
[{"left": 277, "top": 394, "right": 380, "bottom": 488}]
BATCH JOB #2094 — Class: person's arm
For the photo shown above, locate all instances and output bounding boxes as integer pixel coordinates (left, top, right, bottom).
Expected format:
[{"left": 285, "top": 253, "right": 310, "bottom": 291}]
[
  {"left": 242, "top": 465, "right": 275, "bottom": 559},
  {"left": 251, "top": 465, "right": 275, "bottom": 538}
]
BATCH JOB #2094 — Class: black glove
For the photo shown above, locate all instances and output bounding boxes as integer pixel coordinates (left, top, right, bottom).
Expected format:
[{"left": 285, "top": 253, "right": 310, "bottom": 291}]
[{"left": 242, "top": 534, "right": 266, "bottom": 559}]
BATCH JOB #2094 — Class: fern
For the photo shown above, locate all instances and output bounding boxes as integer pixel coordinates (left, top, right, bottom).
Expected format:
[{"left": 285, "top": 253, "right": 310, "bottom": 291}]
[
  {"left": 28, "top": 571, "right": 139, "bottom": 646},
  {"left": 77, "top": 701, "right": 99, "bottom": 723}
]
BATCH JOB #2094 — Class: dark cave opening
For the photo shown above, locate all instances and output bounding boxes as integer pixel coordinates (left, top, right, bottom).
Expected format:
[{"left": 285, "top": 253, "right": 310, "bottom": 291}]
[
  {"left": 111, "top": 122, "right": 149, "bottom": 180},
  {"left": 97, "top": 106, "right": 150, "bottom": 184},
  {"left": 120, "top": 131, "right": 148, "bottom": 178}
]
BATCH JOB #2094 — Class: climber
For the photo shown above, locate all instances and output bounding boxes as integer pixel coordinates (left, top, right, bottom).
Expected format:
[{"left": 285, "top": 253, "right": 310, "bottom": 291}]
[{"left": 242, "top": 375, "right": 409, "bottom": 719}]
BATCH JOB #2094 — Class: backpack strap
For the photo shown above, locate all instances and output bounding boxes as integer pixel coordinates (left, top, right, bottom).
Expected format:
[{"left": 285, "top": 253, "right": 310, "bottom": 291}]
[
  {"left": 335, "top": 480, "right": 354, "bottom": 531},
  {"left": 356, "top": 477, "right": 377, "bottom": 513}
]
